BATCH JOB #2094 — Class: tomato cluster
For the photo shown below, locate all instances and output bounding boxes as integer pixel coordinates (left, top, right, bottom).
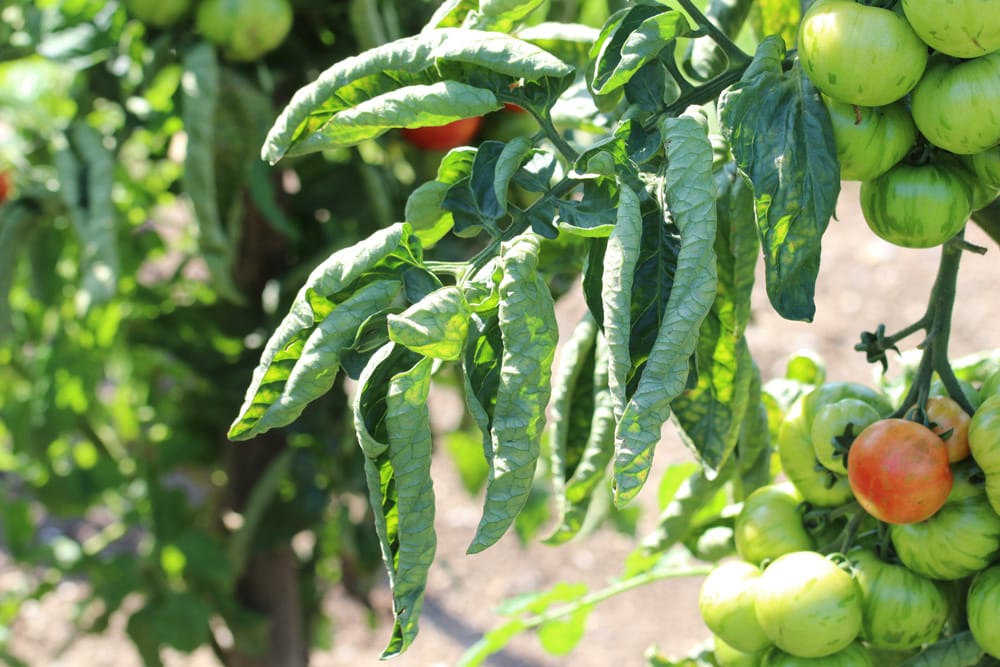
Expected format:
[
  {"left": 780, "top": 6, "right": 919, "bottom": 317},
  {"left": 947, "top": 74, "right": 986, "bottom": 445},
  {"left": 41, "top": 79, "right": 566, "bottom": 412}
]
[
  {"left": 799, "top": 0, "right": 1000, "bottom": 248},
  {"left": 699, "top": 370, "right": 1000, "bottom": 665}
]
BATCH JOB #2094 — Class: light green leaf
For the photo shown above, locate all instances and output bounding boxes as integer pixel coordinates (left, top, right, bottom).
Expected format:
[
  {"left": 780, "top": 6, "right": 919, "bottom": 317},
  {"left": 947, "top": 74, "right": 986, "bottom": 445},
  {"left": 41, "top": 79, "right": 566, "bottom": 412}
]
[
  {"left": 262, "top": 28, "right": 573, "bottom": 162},
  {"left": 612, "top": 112, "right": 718, "bottom": 507},
  {"left": 228, "top": 224, "right": 420, "bottom": 441},
  {"left": 388, "top": 285, "right": 471, "bottom": 361},
  {"left": 517, "top": 22, "right": 600, "bottom": 70},
  {"left": 469, "top": 234, "right": 558, "bottom": 553},
  {"left": 591, "top": 5, "right": 691, "bottom": 96}
]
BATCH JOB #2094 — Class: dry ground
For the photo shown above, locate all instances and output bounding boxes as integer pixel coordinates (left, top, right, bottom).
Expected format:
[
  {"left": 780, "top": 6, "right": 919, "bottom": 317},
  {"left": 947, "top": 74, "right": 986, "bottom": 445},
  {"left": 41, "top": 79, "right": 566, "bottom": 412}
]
[{"left": 5, "top": 182, "right": 1000, "bottom": 666}]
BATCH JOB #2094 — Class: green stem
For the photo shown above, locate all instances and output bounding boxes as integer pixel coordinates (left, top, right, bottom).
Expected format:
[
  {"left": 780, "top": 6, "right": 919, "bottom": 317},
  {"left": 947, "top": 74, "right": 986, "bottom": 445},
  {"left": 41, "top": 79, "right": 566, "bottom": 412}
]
[
  {"left": 532, "top": 111, "right": 579, "bottom": 163},
  {"left": 515, "top": 565, "right": 713, "bottom": 632},
  {"left": 676, "top": 0, "right": 753, "bottom": 69}
]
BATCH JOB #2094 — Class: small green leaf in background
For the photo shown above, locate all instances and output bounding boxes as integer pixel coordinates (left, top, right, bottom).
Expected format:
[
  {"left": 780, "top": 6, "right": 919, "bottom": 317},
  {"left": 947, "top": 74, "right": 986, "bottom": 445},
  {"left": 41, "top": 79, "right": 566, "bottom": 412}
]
[
  {"left": 749, "top": 0, "right": 801, "bottom": 50},
  {"left": 468, "top": 234, "right": 558, "bottom": 554},
  {"left": 719, "top": 35, "right": 840, "bottom": 322}
]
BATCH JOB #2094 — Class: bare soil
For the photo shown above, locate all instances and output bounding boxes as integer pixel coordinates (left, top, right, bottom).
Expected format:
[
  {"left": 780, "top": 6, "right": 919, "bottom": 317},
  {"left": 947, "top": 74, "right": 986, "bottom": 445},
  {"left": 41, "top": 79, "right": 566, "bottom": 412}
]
[{"left": 5, "top": 182, "right": 999, "bottom": 666}]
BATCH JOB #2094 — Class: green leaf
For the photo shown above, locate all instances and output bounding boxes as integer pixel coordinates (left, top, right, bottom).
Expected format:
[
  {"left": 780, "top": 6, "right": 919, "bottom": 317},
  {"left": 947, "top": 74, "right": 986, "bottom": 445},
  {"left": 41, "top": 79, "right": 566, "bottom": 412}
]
[
  {"left": 388, "top": 285, "right": 471, "bottom": 361},
  {"left": 749, "top": 0, "right": 801, "bottom": 50},
  {"left": 684, "top": 0, "right": 754, "bottom": 81},
  {"left": 405, "top": 146, "right": 478, "bottom": 246},
  {"left": 0, "top": 202, "right": 38, "bottom": 334},
  {"left": 356, "top": 350, "right": 437, "bottom": 658},
  {"left": 590, "top": 5, "right": 691, "bottom": 96},
  {"left": 262, "top": 29, "right": 574, "bottom": 162},
  {"left": 670, "top": 159, "right": 758, "bottom": 472},
  {"left": 735, "top": 362, "right": 772, "bottom": 499},
  {"left": 228, "top": 224, "right": 422, "bottom": 441},
  {"left": 180, "top": 42, "right": 242, "bottom": 303},
  {"left": 538, "top": 604, "right": 592, "bottom": 656},
  {"left": 517, "top": 22, "right": 600, "bottom": 70},
  {"left": 613, "top": 112, "right": 718, "bottom": 507},
  {"left": 640, "top": 464, "right": 732, "bottom": 555},
  {"left": 719, "top": 36, "right": 840, "bottom": 322},
  {"left": 469, "top": 234, "right": 558, "bottom": 553}
]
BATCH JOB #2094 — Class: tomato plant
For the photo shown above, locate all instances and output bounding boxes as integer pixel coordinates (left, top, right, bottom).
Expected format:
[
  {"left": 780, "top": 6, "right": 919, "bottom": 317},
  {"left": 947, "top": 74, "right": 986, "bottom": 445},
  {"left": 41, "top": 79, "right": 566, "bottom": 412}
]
[
  {"left": 968, "top": 565, "right": 1000, "bottom": 659},
  {"left": 400, "top": 116, "right": 484, "bottom": 151},
  {"left": 860, "top": 161, "right": 973, "bottom": 249},
  {"left": 754, "top": 551, "right": 863, "bottom": 658},
  {"left": 798, "top": 0, "right": 927, "bottom": 107},
  {"left": 847, "top": 418, "right": 953, "bottom": 524},
  {"left": 910, "top": 52, "right": 1000, "bottom": 156}
]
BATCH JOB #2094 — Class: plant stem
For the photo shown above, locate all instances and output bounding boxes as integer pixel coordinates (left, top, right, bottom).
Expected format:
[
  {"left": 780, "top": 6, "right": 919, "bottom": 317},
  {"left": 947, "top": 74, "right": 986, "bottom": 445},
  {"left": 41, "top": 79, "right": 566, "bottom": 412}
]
[{"left": 675, "top": 0, "right": 753, "bottom": 69}]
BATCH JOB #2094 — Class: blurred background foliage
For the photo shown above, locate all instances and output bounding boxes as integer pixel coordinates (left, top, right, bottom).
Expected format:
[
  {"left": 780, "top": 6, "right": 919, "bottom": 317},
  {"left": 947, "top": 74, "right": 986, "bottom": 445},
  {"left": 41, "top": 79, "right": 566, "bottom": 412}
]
[{"left": 0, "top": 0, "right": 629, "bottom": 665}]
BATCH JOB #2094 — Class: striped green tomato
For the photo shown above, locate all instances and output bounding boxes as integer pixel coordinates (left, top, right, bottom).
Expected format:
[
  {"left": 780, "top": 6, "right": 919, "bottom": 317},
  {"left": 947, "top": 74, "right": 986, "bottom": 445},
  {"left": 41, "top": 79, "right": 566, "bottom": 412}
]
[
  {"left": 823, "top": 97, "right": 916, "bottom": 182},
  {"left": 847, "top": 548, "right": 949, "bottom": 650},
  {"left": 968, "top": 565, "right": 1000, "bottom": 659},
  {"left": 699, "top": 560, "right": 773, "bottom": 653},
  {"left": 969, "top": 394, "right": 1000, "bottom": 515},
  {"left": 734, "top": 483, "right": 815, "bottom": 566},
  {"left": 911, "top": 52, "right": 1000, "bottom": 155},
  {"left": 964, "top": 145, "right": 1000, "bottom": 190},
  {"left": 798, "top": 0, "right": 927, "bottom": 107},
  {"left": 890, "top": 493, "right": 1000, "bottom": 580},
  {"left": 901, "top": 0, "right": 1000, "bottom": 59},
  {"left": 860, "top": 162, "right": 972, "bottom": 248},
  {"left": 754, "top": 551, "right": 863, "bottom": 658},
  {"left": 762, "top": 641, "right": 873, "bottom": 666}
]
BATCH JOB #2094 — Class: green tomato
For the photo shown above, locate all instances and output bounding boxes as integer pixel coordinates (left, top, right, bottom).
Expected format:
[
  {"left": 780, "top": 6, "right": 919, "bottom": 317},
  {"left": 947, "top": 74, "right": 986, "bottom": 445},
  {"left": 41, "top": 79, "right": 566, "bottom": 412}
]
[
  {"left": 823, "top": 97, "right": 916, "bottom": 181},
  {"left": 754, "top": 551, "right": 863, "bottom": 658},
  {"left": 762, "top": 642, "right": 873, "bottom": 666},
  {"left": 969, "top": 394, "right": 1000, "bottom": 514},
  {"left": 890, "top": 492, "right": 1000, "bottom": 580},
  {"left": 901, "top": 0, "right": 1000, "bottom": 58},
  {"left": 196, "top": 0, "right": 293, "bottom": 62},
  {"left": 940, "top": 153, "right": 1000, "bottom": 212},
  {"left": 778, "top": 383, "right": 891, "bottom": 507},
  {"left": 911, "top": 52, "right": 1000, "bottom": 155},
  {"left": 811, "top": 398, "right": 881, "bottom": 475},
  {"left": 798, "top": 0, "right": 928, "bottom": 107},
  {"left": 981, "top": 370, "right": 1000, "bottom": 401},
  {"left": 125, "top": 0, "right": 192, "bottom": 27},
  {"left": 860, "top": 162, "right": 972, "bottom": 248},
  {"left": 963, "top": 145, "right": 1000, "bottom": 190},
  {"left": 968, "top": 565, "right": 1000, "bottom": 659},
  {"left": 847, "top": 548, "right": 949, "bottom": 650},
  {"left": 715, "top": 634, "right": 766, "bottom": 667},
  {"left": 699, "top": 560, "right": 773, "bottom": 653},
  {"left": 734, "top": 483, "right": 815, "bottom": 566}
]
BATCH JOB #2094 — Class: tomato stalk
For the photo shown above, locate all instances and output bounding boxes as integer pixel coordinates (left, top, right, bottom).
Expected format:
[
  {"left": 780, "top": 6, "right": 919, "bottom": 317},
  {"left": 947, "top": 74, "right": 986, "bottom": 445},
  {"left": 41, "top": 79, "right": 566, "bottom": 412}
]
[
  {"left": 856, "top": 229, "right": 976, "bottom": 416},
  {"left": 676, "top": 0, "right": 752, "bottom": 73}
]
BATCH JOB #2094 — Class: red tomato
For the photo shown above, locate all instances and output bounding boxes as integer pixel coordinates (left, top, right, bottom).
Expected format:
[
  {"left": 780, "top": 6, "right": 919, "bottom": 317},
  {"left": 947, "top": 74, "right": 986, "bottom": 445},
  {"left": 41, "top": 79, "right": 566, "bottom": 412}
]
[
  {"left": 503, "top": 102, "right": 528, "bottom": 114},
  {"left": 925, "top": 396, "right": 972, "bottom": 463},
  {"left": 847, "top": 418, "right": 953, "bottom": 524},
  {"left": 399, "top": 117, "right": 483, "bottom": 151},
  {"left": 0, "top": 171, "right": 11, "bottom": 204}
]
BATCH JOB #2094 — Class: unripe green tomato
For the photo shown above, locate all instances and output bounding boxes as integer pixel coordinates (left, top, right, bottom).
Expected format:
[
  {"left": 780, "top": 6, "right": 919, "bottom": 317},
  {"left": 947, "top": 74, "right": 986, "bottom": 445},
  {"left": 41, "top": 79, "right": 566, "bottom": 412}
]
[
  {"left": 823, "top": 96, "right": 915, "bottom": 181},
  {"left": 811, "top": 398, "right": 881, "bottom": 475},
  {"left": 714, "top": 634, "right": 765, "bottom": 667},
  {"left": 910, "top": 52, "right": 1000, "bottom": 155},
  {"left": 890, "top": 492, "right": 1000, "bottom": 580},
  {"left": 798, "top": 0, "right": 927, "bottom": 107},
  {"left": 901, "top": 0, "right": 1000, "bottom": 58},
  {"left": 860, "top": 162, "right": 972, "bottom": 249},
  {"left": 969, "top": 394, "right": 1000, "bottom": 514},
  {"left": 968, "top": 565, "right": 1000, "bottom": 658},
  {"left": 847, "top": 548, "right": 949, "bottom": 650},
  {"left": 940, "top": 154, "right": 1000, "bottom": 212},
  {"left": 196, "top": 0, "right": 293, "bottom": 62},
  {"left": 126, "top": 0, "right": 192, "bottom": 27},
  {"left": 762, "top": 641, "right": 873, "bottom": 666},
  {"left": 963, "top": 145, "right": 1000, "bottom": 190},
  {"left": 734, "top": 482, "right": 814, "bottom": 566},
  {"left": 699, "top": 560, "right": 773, "bottom": 653},
  {"left": 981, "top": 370, "right": 1000, "bottom": 401},
  {"left": 754, "top": 551, "right": 863, "bottom": 658}
]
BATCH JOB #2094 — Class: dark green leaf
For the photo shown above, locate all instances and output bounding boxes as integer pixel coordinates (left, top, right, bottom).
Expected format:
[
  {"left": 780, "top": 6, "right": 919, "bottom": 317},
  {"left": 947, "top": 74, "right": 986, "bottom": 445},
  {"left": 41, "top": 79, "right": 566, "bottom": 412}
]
[
  {"left": 719, "top": 36, "right": 840, "bottom": 322},
  {"left": 899, "top": 632, "right": 984, "bottom": 667},
  {"left": 590, "top": 5, "right": 691, "bottom": 96},
  {"left": 684, "top": 0, "right": 754, "bottom": 80}
]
